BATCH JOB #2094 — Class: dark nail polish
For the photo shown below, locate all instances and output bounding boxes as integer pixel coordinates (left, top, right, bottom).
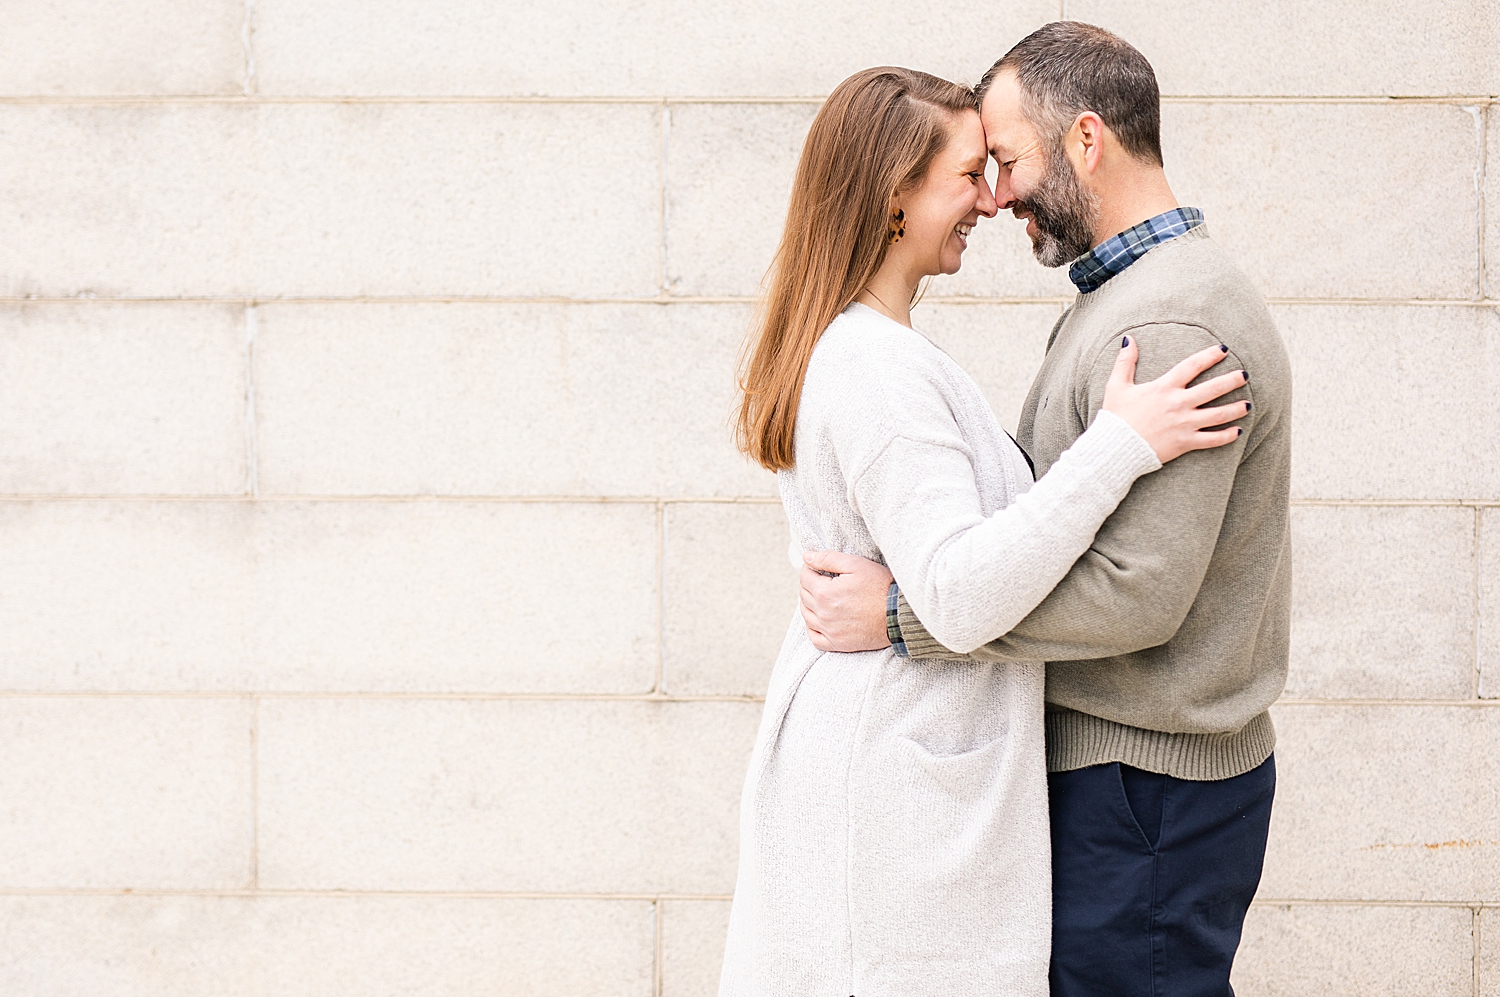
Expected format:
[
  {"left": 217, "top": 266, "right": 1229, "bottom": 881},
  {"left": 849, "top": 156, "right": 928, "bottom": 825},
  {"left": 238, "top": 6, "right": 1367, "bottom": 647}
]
[
  {"left": 1245, "top": 401, "right": 1252, "bottom": 411},
  {"left": 1122, "top": 336, "right": 1130, "bottom": 347},
  {"left": 1219, "top": 344, "right": 1229, "bottom": 353},
  {"left": 1242, "top": 371, "right": 1250, "bottom": 382},
  {"left": 1237, "top": 427, "right": 1243, "bottom": 437}
]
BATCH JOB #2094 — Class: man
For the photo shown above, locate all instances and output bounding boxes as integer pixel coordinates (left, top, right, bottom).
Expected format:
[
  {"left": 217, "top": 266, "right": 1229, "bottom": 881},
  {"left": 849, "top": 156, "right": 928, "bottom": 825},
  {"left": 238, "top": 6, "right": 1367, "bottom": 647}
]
[{"left": 798, "top": 22, "right": 1290, "bottom": 996}]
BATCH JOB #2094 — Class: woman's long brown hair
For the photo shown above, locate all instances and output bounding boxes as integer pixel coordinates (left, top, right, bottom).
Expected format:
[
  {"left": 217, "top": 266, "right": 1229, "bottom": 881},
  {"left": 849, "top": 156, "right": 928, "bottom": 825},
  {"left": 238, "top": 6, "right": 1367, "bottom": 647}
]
[{"left": 735, "top": 67, "right": 977, "bottom": 471}]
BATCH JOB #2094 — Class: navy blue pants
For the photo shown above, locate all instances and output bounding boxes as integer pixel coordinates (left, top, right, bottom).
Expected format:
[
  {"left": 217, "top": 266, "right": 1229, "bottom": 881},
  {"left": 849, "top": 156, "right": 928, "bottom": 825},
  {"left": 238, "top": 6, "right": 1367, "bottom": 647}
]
[{"left": 1048, "top": 755, "right": 1275, "bottom": 997}]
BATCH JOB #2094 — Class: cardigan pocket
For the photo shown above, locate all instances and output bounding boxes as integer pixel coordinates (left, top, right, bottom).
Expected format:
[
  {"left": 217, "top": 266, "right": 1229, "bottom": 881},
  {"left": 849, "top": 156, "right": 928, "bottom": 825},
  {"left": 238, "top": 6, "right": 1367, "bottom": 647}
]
[{"left": 892, "top": 732, "right": 1012, "bottom": 797}]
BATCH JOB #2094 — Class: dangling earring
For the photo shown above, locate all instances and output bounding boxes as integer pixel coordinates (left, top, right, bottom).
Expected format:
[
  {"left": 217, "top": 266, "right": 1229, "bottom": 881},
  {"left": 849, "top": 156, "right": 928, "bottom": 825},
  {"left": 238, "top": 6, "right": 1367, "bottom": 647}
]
[{"left": 887, "top": 208, "right": 906, "bottom": 244}]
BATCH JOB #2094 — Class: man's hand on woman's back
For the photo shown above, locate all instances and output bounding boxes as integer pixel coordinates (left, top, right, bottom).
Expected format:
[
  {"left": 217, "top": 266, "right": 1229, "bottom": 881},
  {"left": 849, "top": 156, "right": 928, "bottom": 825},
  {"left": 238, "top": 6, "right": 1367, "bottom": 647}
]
[{"left": 799, "top": 550, "right": 893, "bottom": 652}]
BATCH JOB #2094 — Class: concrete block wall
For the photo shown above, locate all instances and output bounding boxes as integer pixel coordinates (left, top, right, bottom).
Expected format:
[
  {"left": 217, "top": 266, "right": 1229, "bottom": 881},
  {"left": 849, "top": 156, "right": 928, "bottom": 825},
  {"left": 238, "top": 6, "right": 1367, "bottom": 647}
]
[{"left": 0, "top": 1, "right": 1494, "bottom": 993}]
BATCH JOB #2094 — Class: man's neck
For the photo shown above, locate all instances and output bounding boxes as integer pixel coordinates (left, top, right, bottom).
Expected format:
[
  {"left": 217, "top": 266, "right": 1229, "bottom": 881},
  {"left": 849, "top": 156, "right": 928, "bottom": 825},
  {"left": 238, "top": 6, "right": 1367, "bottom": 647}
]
[{"left": 1088, "top": 169, "right": 1180, "bottom": 249}]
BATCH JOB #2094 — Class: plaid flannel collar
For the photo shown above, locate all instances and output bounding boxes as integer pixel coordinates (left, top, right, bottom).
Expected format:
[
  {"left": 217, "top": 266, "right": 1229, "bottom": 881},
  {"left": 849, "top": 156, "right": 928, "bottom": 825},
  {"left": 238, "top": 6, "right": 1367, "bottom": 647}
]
[{"left": 1068, "top": 207, "right": 1204, "bottom": 294}]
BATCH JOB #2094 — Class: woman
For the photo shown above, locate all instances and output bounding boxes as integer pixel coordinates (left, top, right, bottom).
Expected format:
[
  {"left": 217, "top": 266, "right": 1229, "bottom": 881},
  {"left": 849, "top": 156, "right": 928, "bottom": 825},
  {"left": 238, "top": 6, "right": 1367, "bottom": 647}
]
[{"left": 720, "top": 68, "right": 1247, "bottom": 996}]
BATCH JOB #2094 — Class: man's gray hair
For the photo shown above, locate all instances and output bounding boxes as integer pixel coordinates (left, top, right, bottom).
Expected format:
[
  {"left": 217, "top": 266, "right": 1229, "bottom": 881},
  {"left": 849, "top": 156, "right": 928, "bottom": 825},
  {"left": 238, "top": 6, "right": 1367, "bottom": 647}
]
[{"left": 977, "top": 21, "right": 1164, "bottom": 167}]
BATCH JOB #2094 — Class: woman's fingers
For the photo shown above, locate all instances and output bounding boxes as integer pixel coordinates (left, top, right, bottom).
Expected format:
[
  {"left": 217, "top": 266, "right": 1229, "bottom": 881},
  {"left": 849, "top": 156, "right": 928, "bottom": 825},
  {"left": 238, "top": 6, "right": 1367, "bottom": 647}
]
[
  {"left": 1181, "top": 425, "right": 1244, "bottom": 452},
  {"left": 1158, "top": 342, "right": 1233, "bottom": 388},
  {"left": 1183, "top": 367, "right": 1250, "bottom": 407},
  {"left": 1107, "top": 335, "right": 1140, "bottom": 390},
  {"left": 1190, "top": 400, "right": 1252, "bottom": 428}
]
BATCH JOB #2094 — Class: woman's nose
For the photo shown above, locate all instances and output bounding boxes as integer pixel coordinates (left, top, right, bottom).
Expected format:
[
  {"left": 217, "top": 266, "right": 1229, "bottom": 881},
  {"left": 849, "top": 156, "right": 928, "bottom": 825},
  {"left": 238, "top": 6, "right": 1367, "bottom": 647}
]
[{"left": 977, "top": 177, "right": 999, "bottom": 218}]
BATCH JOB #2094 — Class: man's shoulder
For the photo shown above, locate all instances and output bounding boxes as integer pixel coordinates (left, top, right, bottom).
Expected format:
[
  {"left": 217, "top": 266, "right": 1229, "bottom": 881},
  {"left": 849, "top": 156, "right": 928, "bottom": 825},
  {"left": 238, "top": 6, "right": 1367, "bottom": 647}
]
[{"left": 1073, "top": 229, "right": 1281, "bottom": 350}]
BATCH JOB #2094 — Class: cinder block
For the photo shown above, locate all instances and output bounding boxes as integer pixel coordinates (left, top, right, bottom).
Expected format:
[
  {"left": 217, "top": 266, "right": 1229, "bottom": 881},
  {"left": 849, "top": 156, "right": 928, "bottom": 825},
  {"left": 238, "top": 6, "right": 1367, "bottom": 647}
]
[
  {"left": 1069, "top": 0, "right": 1499, "bottom": 97},
  {"left": 664, "top": 103, "right": 818, "bottom": 298},
  {"left": 1481, "top": 509, "right": 1500, "bottom": 698},
  {"left": 662, "top": 503, "right": 795, "bottom": 697},
  {"left": 0, "top": 303, "right": 246, "bottom": 495},
  {"left": 0, "top": 501, "right": 658, "bottom": 694},
  {"left": 1488, "top": 111, "right": 1500, "bottom": 300},
  {"left": 1279, "top": 304, "right": 1500, "bottom": 501},
  {"left": 253, "top": 0, "right": 1057, "bottom": 97},
  {"left": 0, "top": 697, "right": 252, "bottom": 889},
  {"left": 1164, "top": 103, "right": 1478, "bottom": 300},
  {"left": 666, "top": 103, "right": 1072, "bottom": 299},
  {"left": 0, "top": 104, "right": 660, "bottom": 299},
  {"left": 0, "top": 895, "right": 654, "bottom": 997},
  {"left": 918, "top": 303, "right": 1060, "bottom": 434},
  {"left": 1482, "top": 908, "right": 1500, "bottom": 995},
  {"left": 257, "top": 698, "right": 759, "bottom": 893},
  {"left": 661, "top": 899, "right": 733, "bottom": 997},
  {"left": 254, "top": 302, "right": 773, "bottom": 498},
  {"left": 0, "top": 0, "right": 244, "bottom": 95},
  {"left": 1287, "top": 506, "right": 1476, "bottom": 700},
  {"left": 1259, "top": 704, "right": 1500, "bottom": 902},
  {"left": 1232, "top": 903, "right": 1473, "bottom": 996}
]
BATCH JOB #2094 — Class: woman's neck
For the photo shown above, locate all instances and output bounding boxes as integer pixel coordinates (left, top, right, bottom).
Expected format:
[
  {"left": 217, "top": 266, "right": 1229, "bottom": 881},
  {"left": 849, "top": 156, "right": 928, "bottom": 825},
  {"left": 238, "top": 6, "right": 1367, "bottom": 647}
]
[{"left": 858, "top": 265, "right": 919, "bottom": 327}]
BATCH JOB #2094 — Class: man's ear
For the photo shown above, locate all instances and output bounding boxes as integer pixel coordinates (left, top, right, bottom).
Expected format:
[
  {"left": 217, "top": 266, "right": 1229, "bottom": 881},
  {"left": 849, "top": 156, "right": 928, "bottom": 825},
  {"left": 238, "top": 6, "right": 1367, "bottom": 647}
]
[{"left": 1072, "top": 111, "right": 1107, "bottom": 174}]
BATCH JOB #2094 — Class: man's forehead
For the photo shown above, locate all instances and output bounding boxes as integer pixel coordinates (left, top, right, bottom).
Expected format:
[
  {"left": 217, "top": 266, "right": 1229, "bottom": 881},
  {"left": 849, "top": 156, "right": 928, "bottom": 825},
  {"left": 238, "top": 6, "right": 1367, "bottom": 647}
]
[{"left": 979, "top": 72, "right": 1032, "bottom": 153}]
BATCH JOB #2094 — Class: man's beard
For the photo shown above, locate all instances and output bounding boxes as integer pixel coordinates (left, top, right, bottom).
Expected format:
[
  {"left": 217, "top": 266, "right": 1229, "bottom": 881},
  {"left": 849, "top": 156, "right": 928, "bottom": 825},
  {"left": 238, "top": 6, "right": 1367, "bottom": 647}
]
[{"left": 1015, "top": 142, "right": 1099, "bottom": 268}]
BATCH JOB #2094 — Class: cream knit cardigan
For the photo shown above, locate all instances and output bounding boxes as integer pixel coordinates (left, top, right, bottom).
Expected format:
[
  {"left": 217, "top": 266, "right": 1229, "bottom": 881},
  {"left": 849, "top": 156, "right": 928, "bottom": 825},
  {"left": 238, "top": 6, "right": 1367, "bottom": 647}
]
[{"left": 719, "top": 303, "right": 1161, "bottom": 997}]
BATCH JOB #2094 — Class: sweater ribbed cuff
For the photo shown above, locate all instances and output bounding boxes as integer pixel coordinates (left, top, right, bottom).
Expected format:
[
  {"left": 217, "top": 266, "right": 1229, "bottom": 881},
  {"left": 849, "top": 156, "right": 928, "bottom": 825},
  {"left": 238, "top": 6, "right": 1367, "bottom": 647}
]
[
  {"left": 1045, "top": 707, "right": 1276, "bottom": 781},
  {"left": 895, "top": 590, "right": 952, "bottom": 658},
  {"left": 1070, "top": 409, "right": 1163, "bottom": 488}
]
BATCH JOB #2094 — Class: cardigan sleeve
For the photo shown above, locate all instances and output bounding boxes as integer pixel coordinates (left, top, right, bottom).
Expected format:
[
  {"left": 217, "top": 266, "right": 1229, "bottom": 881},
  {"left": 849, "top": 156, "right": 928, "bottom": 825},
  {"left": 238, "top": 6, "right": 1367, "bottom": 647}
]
[
  {"left": 893, "top": 323, "right": 1253, "bottom": 661},
  {"left": 850, "top": 409, "right": 1160, "bottom": 656}
]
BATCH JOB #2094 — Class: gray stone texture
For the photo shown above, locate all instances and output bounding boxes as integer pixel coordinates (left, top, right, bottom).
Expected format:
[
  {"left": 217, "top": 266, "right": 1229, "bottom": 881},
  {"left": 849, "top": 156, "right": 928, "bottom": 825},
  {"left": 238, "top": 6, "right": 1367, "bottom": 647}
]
[
  {"left": 257, "top": 698, "right": 759, "bottom": 893},
  {"left": 661, "top": 900, "right": 734, "bottom": 997},
  {"left": 255, "top": 302, "right": 770, "bottom": 498},
  {"left": 1482, "top": 509, "right": 1500, "bottom": 698},
  {"left": 1071, "top": 0, "right": 1499, "bottom": 97},
  {"left": 0, "top": 895, "right": 655, "bottom": 996},
  {"left": 0, "top": 0, "right": 245, "bottom": 95},
  {"left": 1287, "top": 505, "right": 1476, "bottom": 700},
  {"left": 0, "top": 104, "right": 662, "bottom": 298},
  {"left": 1278, "top": 304, "right": 1500, "bottom": 501},
  {"left": 0, "top": 502, "right": 659, "bottom": 693},
  {"left": 662, "top": 502, "right": 795, "bottom": 697},
  {"left": 1260, "top": 705, "right": 1500, "bottom": 902},
  {"left": 0, "top": 698, "right": 252, "bottom": 889},
  {"left": 1232, "top": 903, "right": 1474, "bottom": 995},
  {"left": 251, "top": 0, "right": 1058, "bottom": 97},
  {"left": 1488, "top": 110, "right": 1499, "bottom": 300},
  {"left": 0, "top": 303, "right": 248, "bottom": 495},
  {"left": 1163, "top": 103, "right": 1479, "bottom": 301},
  {"left": 1482, "top": 908, "right": 1500, "bottom": 994}
]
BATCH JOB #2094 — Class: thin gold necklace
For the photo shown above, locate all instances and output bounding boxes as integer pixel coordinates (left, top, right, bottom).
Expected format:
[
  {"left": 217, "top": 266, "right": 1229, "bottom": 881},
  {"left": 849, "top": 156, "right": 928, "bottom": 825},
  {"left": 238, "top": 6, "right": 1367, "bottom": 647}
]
[{"left": 863, "top": 287, "right": 897, "bottom": 319}]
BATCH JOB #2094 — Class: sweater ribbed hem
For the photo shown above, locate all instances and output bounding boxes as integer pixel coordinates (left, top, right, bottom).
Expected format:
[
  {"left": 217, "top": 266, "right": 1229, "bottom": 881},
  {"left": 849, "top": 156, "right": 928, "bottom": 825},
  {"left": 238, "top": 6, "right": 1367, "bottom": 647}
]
[{"left": 1045, "top": 707, "right": 1275, "bottom": 781}]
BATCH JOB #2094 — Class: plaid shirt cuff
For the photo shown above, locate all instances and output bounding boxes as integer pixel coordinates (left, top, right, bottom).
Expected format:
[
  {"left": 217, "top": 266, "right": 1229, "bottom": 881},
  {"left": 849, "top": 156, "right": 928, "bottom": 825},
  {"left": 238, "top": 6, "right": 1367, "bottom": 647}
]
[{"left": 886, "top": 582, "right": 908, "bottom": 656}]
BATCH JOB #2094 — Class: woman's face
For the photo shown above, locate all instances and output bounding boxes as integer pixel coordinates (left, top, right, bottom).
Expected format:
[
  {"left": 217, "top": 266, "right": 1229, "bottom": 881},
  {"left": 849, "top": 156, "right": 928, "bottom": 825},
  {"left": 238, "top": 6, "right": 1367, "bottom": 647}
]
[{"left": 892, "top": 110, "right": 998, "bottom": 277}]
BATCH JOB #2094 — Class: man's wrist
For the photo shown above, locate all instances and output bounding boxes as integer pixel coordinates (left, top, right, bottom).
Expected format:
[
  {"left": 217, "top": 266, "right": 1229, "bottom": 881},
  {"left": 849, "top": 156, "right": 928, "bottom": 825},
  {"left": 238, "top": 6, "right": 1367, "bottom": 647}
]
[{"left": 886, "top": 582, "right": 908, "bottom": 656}]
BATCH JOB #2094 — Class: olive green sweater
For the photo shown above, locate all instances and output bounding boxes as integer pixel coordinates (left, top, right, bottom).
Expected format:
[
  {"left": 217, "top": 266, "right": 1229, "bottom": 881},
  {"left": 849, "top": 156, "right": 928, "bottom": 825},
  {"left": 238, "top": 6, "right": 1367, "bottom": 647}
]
[{"left": 894, "top": 225, "right": 1291, "bottom": 780}]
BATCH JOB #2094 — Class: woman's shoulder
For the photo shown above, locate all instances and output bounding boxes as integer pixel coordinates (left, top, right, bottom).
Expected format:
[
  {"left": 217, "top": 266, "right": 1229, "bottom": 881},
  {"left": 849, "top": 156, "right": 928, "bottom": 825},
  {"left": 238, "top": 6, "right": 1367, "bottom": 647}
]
[
  {"left": 808, "top": 304, "right": 949, "bottom": 384},
  {"left": 799, "top": 305, "right": 972, "bottom": 446}
]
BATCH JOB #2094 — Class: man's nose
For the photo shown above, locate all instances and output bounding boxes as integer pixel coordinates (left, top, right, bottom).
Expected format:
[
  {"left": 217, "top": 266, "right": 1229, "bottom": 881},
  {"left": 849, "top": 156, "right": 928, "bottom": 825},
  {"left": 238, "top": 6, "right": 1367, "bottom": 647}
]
[{"left": 993, "top": 174, "right": 1019, "bottom": 211}]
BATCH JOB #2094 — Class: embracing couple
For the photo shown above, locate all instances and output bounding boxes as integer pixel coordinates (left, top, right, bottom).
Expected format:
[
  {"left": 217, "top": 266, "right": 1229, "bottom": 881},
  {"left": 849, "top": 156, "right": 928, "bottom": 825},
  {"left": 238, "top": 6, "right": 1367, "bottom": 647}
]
[{"left": 719, "top": 20, "right": 1291, "bottom": 997}]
